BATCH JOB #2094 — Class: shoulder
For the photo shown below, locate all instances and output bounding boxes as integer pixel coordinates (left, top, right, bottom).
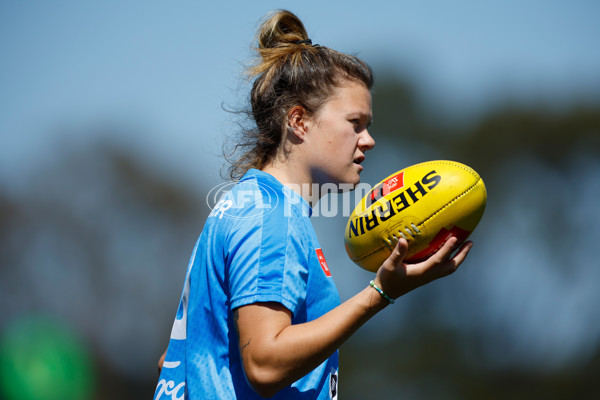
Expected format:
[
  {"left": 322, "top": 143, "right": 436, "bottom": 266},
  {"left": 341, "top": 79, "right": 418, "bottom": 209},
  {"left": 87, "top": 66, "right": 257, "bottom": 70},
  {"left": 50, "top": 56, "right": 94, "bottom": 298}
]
[{"left": 210, "top": 169, "right": 310, "bottom": 223}]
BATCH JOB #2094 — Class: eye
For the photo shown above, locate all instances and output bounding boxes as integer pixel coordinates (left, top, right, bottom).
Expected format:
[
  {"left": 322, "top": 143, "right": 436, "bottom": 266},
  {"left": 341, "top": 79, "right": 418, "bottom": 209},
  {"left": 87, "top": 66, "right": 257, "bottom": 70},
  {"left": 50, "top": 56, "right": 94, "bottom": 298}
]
[{"left": 349, "top": 115, "right": 372, "bottom": 131}]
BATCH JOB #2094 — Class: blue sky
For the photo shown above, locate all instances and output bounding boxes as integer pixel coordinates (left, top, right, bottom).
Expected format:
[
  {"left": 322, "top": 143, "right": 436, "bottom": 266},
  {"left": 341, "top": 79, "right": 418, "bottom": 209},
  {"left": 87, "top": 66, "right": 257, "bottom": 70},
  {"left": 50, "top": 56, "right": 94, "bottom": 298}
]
[{"left": 1, "top": 0, "right": 599, "bottom": 186}]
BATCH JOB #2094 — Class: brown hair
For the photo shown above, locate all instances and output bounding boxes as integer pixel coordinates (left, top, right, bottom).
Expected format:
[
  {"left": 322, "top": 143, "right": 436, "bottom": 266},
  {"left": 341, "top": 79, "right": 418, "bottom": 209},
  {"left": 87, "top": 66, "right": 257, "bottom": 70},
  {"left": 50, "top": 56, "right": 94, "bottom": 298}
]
[{"left": 227, "top": 9, "right": 374, "bottom": 180}]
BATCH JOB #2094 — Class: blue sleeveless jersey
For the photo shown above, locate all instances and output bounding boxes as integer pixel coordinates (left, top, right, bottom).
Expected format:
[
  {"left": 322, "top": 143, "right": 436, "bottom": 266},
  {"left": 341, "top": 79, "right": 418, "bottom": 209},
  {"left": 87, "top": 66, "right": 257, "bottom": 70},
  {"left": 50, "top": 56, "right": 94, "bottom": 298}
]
[{"left": 154, "top": 169, "right": 341, "bottom": 400}]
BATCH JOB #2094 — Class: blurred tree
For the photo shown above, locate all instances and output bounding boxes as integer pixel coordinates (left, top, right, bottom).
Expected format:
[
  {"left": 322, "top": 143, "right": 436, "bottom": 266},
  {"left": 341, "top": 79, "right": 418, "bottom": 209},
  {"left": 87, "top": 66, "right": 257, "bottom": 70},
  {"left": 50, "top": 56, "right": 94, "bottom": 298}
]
[
  {"left": 345, "top": 73, "right": 600, "bottom": 399},
  {"left": 372, "top": 74, "right": 600, "bottom": 172},
  {"left": 0, "top": 140, "right": 209, "bottom": 399},
  {"left": 0, "top": 74, "right": 599, "bottom": 399}
]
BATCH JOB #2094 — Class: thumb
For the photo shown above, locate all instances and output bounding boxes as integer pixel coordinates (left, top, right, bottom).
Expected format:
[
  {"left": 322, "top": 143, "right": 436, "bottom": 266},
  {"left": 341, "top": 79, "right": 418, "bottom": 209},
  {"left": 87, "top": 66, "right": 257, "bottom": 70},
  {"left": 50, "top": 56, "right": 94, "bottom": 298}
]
[{"left": 389, "top": 238, "right": 409, "bottom": 264}]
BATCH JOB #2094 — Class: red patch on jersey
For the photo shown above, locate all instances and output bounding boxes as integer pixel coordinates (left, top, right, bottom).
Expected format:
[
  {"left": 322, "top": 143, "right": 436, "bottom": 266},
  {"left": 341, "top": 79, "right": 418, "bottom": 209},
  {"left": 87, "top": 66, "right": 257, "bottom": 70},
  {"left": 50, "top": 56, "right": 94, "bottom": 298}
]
[{"left": 315, "top": 248, "right": 332, "bottom": 277}]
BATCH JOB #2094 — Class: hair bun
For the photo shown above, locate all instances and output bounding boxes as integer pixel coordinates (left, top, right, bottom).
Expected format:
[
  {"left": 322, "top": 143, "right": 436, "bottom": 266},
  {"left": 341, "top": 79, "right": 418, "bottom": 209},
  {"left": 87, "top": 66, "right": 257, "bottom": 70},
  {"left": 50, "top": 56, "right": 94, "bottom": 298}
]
[
  {"left": 257, "top": 9, "right": 309, "bottom": 49},
  {"left": 294, "top": 39, "right": 312, "bottom": 46}
]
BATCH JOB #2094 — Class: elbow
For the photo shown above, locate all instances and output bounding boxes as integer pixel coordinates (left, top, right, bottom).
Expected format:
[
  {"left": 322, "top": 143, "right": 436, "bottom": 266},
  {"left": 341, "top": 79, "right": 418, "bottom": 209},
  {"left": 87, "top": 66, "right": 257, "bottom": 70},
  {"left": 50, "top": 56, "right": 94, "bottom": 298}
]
[
  {"left": 158, "top": 350, "right": 166, "bottom": 374},
  {"left": 244, "top": 362, "right": 286, "bottom": 398}
]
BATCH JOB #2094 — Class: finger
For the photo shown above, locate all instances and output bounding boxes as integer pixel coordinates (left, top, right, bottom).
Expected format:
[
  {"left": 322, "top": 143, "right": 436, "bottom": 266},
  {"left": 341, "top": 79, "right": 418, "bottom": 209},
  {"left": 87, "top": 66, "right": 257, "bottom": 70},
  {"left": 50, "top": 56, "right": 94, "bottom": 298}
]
[
  {"left": 429, "top": 236, "right": 459, "bottom": 263},
  {"left": 436, "top": 240, "right": 473, "bottom": 277},
  {"left": 449, "top": 240, "right": 473, "bottom": 268}
]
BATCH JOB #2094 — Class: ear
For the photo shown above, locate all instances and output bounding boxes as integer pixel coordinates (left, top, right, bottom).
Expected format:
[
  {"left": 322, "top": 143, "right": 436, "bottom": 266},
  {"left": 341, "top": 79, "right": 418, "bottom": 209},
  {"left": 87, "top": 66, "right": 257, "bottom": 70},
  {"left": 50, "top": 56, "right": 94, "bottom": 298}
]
[{"left": 287, "top": 106, "right": 309, "bottom": 142}]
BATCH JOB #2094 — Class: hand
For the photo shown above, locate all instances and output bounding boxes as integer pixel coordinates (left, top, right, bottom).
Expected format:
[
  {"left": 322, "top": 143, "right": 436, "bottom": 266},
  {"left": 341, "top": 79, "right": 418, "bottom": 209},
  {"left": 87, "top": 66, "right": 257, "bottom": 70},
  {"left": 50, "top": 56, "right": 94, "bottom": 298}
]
[{"left": 374, "top": 237, "right": 473, "bottom": 300}]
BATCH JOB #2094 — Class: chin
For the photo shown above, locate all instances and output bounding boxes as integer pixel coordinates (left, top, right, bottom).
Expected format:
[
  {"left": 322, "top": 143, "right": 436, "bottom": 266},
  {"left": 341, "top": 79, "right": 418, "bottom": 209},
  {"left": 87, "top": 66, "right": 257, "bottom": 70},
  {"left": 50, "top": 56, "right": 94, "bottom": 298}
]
[
  {"left": 341, "top": 174, "right": 361, "bottom": 190},
  {"left": 314, "top": 169, "right": 361, "bottom": 191}
]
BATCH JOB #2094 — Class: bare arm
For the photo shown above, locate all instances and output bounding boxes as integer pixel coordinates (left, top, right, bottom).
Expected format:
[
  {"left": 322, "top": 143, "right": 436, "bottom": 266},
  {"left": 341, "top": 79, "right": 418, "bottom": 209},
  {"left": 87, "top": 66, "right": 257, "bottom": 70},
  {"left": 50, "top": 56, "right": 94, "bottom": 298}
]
[
  {"left": 235, "top": 237, "right": 472, "bottom": 398},
  {"left": 158, "top": 349, "right": 166, "bottom": 374}
]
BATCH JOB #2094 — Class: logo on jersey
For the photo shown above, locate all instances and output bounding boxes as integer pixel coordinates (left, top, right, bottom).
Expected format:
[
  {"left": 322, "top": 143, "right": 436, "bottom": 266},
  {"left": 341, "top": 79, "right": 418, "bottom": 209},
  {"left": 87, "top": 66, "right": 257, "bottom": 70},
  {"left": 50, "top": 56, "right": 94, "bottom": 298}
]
[
  {"left": 155, "top": 379, "right": 185, "bottom": 400},
  {"left": 315, "top": 248, "right": 331, "bottom": 277},
  {"left": 207, "top": 180, "right": 279, "bottom": 220},
  {"left": 329, "top": 367, "right": 338, "bottom": 400}
]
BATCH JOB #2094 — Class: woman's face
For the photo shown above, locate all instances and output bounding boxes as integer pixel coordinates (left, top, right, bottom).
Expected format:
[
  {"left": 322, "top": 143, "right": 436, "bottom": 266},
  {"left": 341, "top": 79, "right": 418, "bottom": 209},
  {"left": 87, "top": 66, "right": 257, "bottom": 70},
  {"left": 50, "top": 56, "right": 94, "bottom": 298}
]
[{"left": 304, "top": 81, "right": 375, "bottom": 188}]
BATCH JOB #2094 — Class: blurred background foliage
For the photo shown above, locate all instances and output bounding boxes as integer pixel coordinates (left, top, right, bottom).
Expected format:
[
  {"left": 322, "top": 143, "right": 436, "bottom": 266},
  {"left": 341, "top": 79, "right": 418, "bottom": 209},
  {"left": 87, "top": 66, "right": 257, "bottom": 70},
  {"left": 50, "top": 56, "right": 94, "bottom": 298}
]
[
  {"left": 340, "top": 74, "right": 600, "bottom": 399},
  {"left": 2, "top": 1, "right": 600, "bottom": 399},
  {"left": 1, "top": 71, "right": 599, "bottom": 399}
]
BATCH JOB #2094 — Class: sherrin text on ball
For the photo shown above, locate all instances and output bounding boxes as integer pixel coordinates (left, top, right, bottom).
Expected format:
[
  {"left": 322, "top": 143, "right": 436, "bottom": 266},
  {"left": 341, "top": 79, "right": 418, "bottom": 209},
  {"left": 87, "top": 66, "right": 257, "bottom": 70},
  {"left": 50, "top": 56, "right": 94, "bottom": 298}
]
[{"left": 344, "top": 160, "right": 487, "bottom": 272}]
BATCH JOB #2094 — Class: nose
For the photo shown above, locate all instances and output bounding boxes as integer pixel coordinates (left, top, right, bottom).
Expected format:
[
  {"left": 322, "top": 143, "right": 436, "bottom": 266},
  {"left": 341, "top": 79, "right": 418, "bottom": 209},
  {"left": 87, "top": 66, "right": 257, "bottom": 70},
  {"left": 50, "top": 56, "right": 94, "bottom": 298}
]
[{"left": 359, "top": 129, "right": 375, "bottom": 151}]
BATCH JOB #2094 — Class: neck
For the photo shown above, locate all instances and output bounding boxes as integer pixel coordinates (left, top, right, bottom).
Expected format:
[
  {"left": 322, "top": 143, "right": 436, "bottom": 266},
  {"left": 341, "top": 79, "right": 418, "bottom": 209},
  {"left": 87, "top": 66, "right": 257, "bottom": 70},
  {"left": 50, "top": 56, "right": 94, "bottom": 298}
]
[{"left": 262, "top": 161, "right": 320, "bottom": 207}]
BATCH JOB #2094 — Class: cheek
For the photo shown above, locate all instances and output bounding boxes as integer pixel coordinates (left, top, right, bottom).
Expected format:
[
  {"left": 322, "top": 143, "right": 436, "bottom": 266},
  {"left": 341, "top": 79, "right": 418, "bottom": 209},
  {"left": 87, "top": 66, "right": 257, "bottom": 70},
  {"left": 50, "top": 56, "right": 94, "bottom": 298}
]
[
  {"left": 317, "top": 122, "right": 356, "bottom": 150},
  {"left": 339, "top": 131, "right": 359, "bottom": 150},
  {"left": 330, "top": 125, "right": 355, "bottom": 144}
]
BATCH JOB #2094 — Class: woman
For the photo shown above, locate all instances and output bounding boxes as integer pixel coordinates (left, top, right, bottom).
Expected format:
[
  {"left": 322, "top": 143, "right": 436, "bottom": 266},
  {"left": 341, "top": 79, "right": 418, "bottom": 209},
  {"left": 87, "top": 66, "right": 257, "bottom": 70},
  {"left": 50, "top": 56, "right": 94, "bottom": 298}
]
[{"left": 154, "top": 9, "right": 472, "bottom": 400}]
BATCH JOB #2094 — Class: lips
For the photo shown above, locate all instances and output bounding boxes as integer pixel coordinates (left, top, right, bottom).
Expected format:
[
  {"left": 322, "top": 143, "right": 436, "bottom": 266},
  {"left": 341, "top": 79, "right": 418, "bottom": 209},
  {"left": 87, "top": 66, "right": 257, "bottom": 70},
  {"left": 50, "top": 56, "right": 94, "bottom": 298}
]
[
  {"left": 353, "top": 155, "right": 365, "bottom": 173},
  {"left": 353, "top": 154, "right": 365, "bottom": 165}
]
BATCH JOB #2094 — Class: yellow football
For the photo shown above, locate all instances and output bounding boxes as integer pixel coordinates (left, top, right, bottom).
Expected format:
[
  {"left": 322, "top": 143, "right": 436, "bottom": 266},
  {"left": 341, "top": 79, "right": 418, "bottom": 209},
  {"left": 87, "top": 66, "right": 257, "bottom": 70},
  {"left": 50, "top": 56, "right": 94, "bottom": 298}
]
[{"left": 344, "top": 160, "right": 487, "bottom": 272}]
